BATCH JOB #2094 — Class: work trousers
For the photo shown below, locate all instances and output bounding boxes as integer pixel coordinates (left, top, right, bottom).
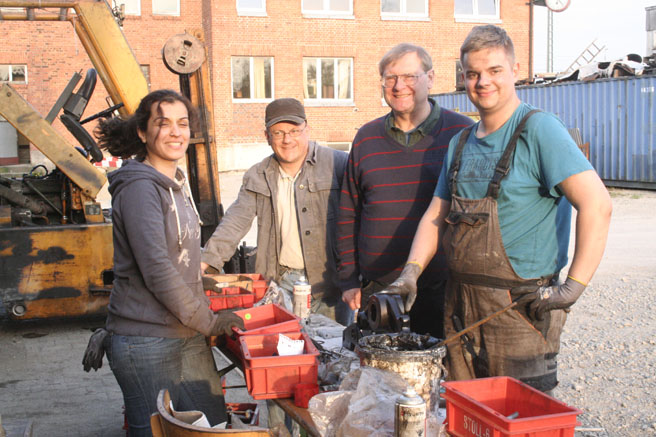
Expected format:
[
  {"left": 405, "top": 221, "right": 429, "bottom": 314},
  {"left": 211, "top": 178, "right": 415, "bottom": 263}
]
[{"left": 106, "top": 333, "right": 226, "bottom": 437}]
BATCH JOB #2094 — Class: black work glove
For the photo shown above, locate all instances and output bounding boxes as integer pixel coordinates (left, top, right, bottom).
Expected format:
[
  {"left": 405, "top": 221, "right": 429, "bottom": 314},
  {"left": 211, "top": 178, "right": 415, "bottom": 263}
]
[
  {"left": 379, "top": 262, "right": 421, "bottom": 312},
  {"left": 82, "top": 328, "right": 109, "bottom": 372},
  {"left": 514, "top": 277, "right": 586, "bottom": 321},
  {"left": 210, "top": 311, "right": 245, "bottom": 337},
  {"left": 202, "top": 276, "right": 219, "bottom": 292}
]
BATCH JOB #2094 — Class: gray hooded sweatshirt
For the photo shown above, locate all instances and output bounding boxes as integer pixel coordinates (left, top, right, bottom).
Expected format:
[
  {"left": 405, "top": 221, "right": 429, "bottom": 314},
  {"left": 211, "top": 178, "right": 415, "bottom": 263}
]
[{"left": 106, "top": 159, "right": 216, "bottom": 338}]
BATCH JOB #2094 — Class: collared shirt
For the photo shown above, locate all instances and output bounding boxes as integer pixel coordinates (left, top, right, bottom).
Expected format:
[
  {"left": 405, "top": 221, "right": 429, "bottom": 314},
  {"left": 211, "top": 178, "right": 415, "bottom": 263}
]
[
  {"left": 276, "top": 167, "right": 305, "bottom": 269},
  {"left": 385, "top": 97, "right": 441, "bottom": 147}
]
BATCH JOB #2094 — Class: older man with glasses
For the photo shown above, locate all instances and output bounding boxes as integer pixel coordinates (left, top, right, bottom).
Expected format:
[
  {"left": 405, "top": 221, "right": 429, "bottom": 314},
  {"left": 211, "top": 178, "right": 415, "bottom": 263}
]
[
  {"left": 202, "top": 98, "right": 352, "bottom": 326},
  {"left": 337, "top": 43, "right": 474, "bottom": 339}
]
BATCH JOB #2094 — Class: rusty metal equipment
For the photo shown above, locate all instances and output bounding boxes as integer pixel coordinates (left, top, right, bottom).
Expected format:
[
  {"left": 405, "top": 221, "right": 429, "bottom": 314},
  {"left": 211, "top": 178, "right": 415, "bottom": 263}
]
[
  {"left": 0, "top": 1, "right": 222, "bottom": 320},
  {"left": 342, "top": 292, "right": 411, "bottom": 350}
]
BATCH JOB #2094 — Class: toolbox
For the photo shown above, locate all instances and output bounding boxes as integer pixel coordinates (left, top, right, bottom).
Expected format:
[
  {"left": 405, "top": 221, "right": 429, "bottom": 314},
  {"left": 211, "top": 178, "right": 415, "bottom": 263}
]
[
  {"left": 442, "top": 376, "right": 581, "bottom": 437},
  {"left": 240, "top": 332, "right": 319, "bottom": 400},
  {"left": 205, "top": 273, "right": 268, "bottom": 302},
  {"left": 207, "top": 286, "right": 255, "bottom": 311},
  {"left": 225, "top": 304, "right": 301, "bottom": 360}
]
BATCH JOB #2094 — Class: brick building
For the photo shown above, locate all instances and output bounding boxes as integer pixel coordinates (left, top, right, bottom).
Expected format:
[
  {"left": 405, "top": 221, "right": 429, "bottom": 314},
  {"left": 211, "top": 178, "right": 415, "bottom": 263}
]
[{"left": 0, "top": 0, "right": 530, "bottom": 171}]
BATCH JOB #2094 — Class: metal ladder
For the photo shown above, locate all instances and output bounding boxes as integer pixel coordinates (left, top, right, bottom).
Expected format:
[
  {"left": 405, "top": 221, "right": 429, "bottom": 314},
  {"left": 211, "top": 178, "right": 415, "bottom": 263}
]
[{"left": 564, "top": 40, "right": 606, "bottom": 74}]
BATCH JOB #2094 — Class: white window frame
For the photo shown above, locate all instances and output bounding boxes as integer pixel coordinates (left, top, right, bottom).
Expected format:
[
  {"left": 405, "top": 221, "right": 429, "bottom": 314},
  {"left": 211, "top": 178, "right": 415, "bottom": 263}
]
[
  {"left": 301, "top": 0, "right": 354, "bottom": 19},
  {"left": 114, "top": 0, "right": 140, "bottom": 16},
  {"left": 0, "top": 64, "right": 27, "bottom": 84},
  {"left": 303, "top": 57, "right": 354, "bottom": 106},
  {"left": 380, "top": 0, "right": 429, "bottom": 21},
  {"left": 454, "top": 0, "right": 500, "bottom": 23},
  {"left": 152, "top": 0, "right": 179, "bottom": 16},
  {"left": 231, "top": 56, "right": 274, "bottom": 103},
  {"left": 236, "top": 0, "right": 267, "bottom": 16}
]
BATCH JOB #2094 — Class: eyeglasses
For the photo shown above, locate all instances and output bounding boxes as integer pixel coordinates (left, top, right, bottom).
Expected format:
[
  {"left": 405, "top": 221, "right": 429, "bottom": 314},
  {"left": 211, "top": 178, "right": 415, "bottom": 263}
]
[
  {"left": 381, "top": 72, "right": 428, "bottom": 88},
  {"left": 269, "top": 125, "right": 306, "bottom": 140}
]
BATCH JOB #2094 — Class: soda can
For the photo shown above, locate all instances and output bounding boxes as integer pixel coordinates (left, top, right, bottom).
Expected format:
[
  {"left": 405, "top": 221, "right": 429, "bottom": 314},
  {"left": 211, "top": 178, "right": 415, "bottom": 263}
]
[
  {"left": 394, "top": 387, "right": 426, "bottom": 437},
  {"left": 293, "top": 275, "right": 311, "bottom": 319}
]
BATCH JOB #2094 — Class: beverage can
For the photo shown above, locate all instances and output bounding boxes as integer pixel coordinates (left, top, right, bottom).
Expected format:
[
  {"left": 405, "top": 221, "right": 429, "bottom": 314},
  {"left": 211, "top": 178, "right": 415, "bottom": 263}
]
[
  {"left": 293, "top": 275, "right": 311, "bottom": 319},
  {"left": 394, "top": 387, "right": 426, "bottom": 437}
]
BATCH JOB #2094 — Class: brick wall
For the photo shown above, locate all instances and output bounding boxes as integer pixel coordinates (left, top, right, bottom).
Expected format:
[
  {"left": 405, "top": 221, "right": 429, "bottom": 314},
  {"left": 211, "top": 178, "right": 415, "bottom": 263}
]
[
  {"left": 209, "top": 0, "right": 530, "bottom": 169},
  {"left": 0, "top": 0, "right": 529, "bottom": 171}
]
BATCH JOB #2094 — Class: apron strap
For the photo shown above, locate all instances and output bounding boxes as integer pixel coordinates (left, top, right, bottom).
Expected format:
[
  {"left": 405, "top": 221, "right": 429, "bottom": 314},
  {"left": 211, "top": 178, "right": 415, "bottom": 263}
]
[
  {"left": 486, "top": 109, "right": 542, "bottom": 198},
  {"left": 448, "top": 125, "right": 475, "bottom": 196},
  {"left": 450, "top": 271, "right": 553, "bottom": 289}
]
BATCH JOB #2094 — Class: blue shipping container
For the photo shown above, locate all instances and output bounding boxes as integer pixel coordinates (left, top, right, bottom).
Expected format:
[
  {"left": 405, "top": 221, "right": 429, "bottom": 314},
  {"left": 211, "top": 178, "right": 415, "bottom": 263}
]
[{"left": 433, "top": 76, "right": 656, "bottom": 190}]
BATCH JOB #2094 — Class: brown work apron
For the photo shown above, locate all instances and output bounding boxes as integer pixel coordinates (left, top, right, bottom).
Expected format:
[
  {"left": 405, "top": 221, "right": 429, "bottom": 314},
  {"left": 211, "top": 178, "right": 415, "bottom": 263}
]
[{"left": 441, "top": 110, "right": 566, "bottom": 392}]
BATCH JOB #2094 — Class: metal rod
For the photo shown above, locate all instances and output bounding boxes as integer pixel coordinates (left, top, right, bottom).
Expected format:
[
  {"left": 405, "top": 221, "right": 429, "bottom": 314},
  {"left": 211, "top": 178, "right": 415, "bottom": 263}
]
[{"left": 436, "top": 302, "right": 518, "bottom": 347}]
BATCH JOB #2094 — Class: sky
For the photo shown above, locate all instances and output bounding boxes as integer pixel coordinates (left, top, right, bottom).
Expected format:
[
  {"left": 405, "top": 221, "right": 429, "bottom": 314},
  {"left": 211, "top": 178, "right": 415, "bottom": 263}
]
[{"left": 532, "top": 0, "right": 655, "bottom": 73}]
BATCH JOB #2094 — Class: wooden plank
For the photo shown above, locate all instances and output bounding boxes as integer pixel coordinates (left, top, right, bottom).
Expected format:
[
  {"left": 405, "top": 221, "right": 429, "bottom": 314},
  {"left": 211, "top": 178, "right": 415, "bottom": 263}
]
[{"left": 273, "top": 399, "right": 321, "bottom": 437}]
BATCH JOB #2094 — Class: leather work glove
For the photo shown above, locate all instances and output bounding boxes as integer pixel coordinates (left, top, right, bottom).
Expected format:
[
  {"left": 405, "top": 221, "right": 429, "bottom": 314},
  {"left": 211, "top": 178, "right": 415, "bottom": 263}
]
[
  {"left": 210, "top": 311, "right": 245, "bottom": 337},
  {"left": 202, "top": 276, "right": 219, "bottom": 292},
  {"left": 380, "top": 262, "right": 422, "bottom": 313},
  {"left": 82, "top": 328, "right": 109, "bottom": 372},
  {"left": 515, "top": 277, "right": 586, "bottom": 321}
]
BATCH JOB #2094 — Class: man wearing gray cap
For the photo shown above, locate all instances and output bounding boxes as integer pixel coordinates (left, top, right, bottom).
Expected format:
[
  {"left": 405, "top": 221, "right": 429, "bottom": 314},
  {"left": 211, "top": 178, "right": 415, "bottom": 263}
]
[{"left": 201, "top": 98, "right": 351, "bottom": 325}]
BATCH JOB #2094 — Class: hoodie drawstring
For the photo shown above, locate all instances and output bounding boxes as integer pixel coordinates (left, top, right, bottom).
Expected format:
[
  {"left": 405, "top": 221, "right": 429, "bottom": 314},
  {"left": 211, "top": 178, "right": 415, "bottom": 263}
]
[
  {"left": 169, "top": 187, "right": 183, "bottom": 251},
  {"left": 183, "top": 178, "right": 204, "bottom": 226}
]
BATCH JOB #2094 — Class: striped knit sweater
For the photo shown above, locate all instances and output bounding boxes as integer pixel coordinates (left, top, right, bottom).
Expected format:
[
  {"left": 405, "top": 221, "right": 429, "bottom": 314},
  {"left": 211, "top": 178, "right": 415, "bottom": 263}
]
[{"left": 337, "top": 108, "right": 473, "bottom": 290}]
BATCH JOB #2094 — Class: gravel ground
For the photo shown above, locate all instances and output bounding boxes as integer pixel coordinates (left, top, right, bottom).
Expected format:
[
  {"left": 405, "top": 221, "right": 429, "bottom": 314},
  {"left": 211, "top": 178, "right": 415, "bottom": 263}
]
[{"left": 553, "top": 188, "right": 656, "bottom": 436}]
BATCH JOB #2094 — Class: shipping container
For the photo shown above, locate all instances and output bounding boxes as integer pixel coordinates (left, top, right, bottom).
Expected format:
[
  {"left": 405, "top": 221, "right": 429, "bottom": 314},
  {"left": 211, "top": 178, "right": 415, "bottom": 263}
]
[{"left": 432, "top": 75, "right": 656, "bottom": 189}]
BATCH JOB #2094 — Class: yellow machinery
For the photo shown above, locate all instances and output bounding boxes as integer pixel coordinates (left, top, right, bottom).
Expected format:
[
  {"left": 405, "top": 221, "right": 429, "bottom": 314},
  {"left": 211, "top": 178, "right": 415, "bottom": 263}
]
[{"left": 0, "top": 1, "right": 222, "bottom": 319}]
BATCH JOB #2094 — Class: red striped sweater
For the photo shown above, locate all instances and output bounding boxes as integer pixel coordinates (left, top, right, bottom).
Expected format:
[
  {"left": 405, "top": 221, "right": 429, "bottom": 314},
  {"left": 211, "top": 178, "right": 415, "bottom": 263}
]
[{"left": 337, "top": 108, "right": 473, "bottom": 290}]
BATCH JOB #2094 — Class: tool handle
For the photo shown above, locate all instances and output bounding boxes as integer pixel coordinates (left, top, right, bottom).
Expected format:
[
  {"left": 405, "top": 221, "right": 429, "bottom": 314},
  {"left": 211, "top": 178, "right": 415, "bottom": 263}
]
[{"left": 437, "top": 301, "right": 517, "bottom": 348}]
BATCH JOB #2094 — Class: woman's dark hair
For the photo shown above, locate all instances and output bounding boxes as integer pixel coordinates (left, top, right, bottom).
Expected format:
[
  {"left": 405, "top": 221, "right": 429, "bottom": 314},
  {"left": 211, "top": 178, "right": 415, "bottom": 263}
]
[{"left": 94, "top": 89, "right": 198, "bottom": 160}]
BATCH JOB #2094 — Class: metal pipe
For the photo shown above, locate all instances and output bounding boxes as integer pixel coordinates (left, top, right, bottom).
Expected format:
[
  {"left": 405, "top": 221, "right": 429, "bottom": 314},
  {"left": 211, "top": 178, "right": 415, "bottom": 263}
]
[{"left": 0, "top": 184, "right": 47, "bottom": 215}]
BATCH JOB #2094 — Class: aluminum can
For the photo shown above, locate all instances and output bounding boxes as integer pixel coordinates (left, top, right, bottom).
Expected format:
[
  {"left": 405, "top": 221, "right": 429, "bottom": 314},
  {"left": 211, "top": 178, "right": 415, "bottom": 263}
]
[
  {"left": 292, "top": 275, "right": 311, "bottom": 319},
  {"left": 394, "top": 387, "right": 426, "bottom": 437}
]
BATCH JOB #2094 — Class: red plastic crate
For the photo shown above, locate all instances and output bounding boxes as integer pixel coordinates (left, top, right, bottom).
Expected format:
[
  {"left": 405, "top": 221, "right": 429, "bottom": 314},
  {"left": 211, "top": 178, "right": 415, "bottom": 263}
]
[
  {"left": 442, "top": 377, "right": 581, "bottom": 437},
  {"left": 225, "top": 304, "right": 301, "bottom": 360},
  {"left": 239, "top": 332, "right": 319, "bottom": 400},
  {"left": 208, "top": 287, "right": 255, "bottom": 311},
  {"left": 239, "top": 273, "right": 268, "bottom": 301}
]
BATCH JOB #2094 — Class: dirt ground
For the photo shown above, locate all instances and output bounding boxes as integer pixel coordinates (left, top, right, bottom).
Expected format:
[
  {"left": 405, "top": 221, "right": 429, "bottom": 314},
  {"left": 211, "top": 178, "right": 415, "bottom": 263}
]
[
  {"left": 552, "top": 188, "right": 656, "bottom": 436},
  {"left": 0, "top": 181, "right": 655, "bottom": 436}
]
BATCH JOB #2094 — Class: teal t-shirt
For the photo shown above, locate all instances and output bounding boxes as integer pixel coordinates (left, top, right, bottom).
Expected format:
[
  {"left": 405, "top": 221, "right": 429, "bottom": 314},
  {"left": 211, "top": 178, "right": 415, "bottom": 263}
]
[{"left": 434, "top": 103, "right": 593, "bottom": 279}]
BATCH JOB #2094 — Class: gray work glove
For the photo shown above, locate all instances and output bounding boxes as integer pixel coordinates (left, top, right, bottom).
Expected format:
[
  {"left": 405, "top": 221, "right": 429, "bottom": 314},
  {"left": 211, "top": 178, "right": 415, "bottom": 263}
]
[
  {"left": 515, "top": 277, "right": 586, "bottom": 321},
  {"left": 380, "top": 262, "right": 422, "bottom": 313},
  {"left": 82, "top": 328, "right": 109, "bottom": 372},
  {"left": 202, "top": 276, "right": 219, "bottom": 292},
  {"left": 210, "top": 311, "right": 245, "bottom": 337}
]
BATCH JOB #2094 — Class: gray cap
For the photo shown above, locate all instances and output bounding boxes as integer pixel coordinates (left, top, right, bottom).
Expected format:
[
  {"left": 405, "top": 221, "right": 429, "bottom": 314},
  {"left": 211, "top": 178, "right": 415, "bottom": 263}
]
[{"left": 265, "top": 98, "right": 306, "bottom": 129}]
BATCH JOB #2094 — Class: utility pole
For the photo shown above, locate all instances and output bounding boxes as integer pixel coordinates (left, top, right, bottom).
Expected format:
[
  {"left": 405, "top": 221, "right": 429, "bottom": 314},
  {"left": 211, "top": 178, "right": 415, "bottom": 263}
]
[{"left": 547, "top": 9, "right": 553, "bottom": 72}]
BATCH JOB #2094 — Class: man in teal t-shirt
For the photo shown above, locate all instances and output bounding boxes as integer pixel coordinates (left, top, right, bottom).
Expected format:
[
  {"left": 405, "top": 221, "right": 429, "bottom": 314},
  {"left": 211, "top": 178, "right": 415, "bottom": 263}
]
[
  {"left": 434, "top": 103, "right": 589, "bottom": 279},
  {"left": 383, "top": 25, "right": 612, "bottom": 393}
]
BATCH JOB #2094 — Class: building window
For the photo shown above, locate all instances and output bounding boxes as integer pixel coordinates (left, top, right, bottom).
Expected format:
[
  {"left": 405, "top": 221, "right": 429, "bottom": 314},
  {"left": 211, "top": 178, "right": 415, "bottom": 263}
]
[
  {"left": 454, "top": 0, "right": 499, "bottom": 22},
  {"left": 152, "top": 0, "right": 179, "bottom": 16},
  {"left": 237, "top": 0, "right": 266, "bottom": 16},
  {"left": 140, "top": 65, "right": 151, "bottom": 88},
  {"left": 231, "top": 57, "right": 273, "bottom": 101},
  {"left": 303, "top": 58, "right": 352, "bottom": 103},
  {"left": 324, "top": 141, "right": 351, "bottom": 151},
  {"left": 0, "top": 64, "right": 27, "bottom": 84},
  {"left": 381, "top": 0, "right": 428, "bottom": 20},
  {"left": 302, "top": 0, "right": 353, "bottom": 17},
  {"left": 114, "top": 0, "right": 140, "bottom": 15}
]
